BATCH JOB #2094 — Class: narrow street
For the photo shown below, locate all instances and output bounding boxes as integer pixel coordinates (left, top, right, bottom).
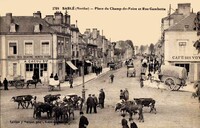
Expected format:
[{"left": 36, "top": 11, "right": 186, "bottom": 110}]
[{"left": 1, "top": 58, "right": 200, "bottom": 128}]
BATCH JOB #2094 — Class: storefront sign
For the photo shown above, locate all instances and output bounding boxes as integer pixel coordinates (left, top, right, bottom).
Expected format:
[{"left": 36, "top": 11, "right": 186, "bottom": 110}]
[
  {"left": 171, "top": 56, "right": 200, "bottom": 60},
  {"left": 24, "top": 60, "right": 48, "bottom": 63}
]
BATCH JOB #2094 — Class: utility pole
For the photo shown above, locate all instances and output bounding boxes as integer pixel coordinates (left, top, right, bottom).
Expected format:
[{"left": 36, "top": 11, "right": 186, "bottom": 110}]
[{"left": 168, "top": 4, "right": 171, "bottom": 27}]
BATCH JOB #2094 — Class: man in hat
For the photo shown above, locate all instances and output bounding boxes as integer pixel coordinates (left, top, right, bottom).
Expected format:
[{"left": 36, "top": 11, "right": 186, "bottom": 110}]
[
  {"left": 109, "top": 73, "right": 115, "bottom": 83},
  {"left": 69, "top": 75, "right": 73, "bottom": 88},
  {"left": 86, "top": 94, "right": 94, "bottom": 114},
  {"left": 3, "top": 78, "right": 8, "bottom": 90},
  {"left": 79, "top": 111, "right": 89, "bottom": 128},
  {"left": 98, "top": 89, "right": 105, "bottom": 108},
  {"left": 121, "top": 114, "right": 129, "bottom": 128},
  {"left": 129, "top": 118, "right": 138, "bottom": 128},
  {"left": 92, "top": 94, "right": 98, "bottom": 113}
]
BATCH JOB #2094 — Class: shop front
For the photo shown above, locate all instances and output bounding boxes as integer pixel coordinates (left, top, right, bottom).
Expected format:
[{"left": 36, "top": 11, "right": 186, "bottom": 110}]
[{"left": 166, "top": 55, "right": 200, "bottom": 82}]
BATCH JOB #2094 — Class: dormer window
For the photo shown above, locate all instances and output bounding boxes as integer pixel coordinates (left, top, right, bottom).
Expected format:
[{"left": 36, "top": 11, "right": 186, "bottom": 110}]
[
  {"left": 10, "top": 23, "right": 18, "bottom": 32},
  {"left": 34, "top": 24, "right": 42, "bottom": 32}
]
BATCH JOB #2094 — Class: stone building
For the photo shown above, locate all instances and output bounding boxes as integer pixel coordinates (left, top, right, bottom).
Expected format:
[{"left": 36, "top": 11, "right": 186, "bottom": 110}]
[
  {"left": 0, "top": 11, "right": 71, "bottom": 82},
  {"left": 163, "top": 3, "right": 200, "bottom": 82}
]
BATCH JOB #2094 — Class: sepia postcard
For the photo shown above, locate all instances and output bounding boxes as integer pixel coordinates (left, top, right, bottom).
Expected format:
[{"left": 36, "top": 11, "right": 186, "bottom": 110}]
[{"left": 0, "top": 0, "right": 200, "bottom": 128}]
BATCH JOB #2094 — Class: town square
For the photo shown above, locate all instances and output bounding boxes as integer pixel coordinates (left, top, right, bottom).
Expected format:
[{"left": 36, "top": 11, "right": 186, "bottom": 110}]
[{"left": 0, "top": 1, "right": 200, "bottom": 128}]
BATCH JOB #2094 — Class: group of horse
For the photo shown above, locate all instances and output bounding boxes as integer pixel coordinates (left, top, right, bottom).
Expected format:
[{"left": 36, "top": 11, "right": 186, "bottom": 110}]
[
  {"left": 11, "top": 93, "right": 84, "bottom": 125},
  {"left": 115, "top": 98, "right": 156, "bottom": 122}
]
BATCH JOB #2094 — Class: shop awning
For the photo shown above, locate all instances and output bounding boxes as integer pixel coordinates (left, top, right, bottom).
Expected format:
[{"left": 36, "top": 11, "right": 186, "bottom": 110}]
[
  {"left": 86, "top": 60, "right": 92, "bottom": 64},
  {"left": 66, "top": 61, "right": 78, "bottom": 70}
]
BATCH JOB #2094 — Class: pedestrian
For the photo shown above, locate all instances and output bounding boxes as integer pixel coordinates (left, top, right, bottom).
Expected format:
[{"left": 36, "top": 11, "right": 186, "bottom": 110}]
[
  {"left": 121, "top": 114, "right": 129, "bottom": 128},
  {"left": 86, "top": 94, "right": 94, "bottom": 114},
  {"left": 120, "top": 89, "right": 125, "bottom": 100},
  {"left": 140, "top": 73, "right": 145, "bottom": 88},
  {"left": 109, "top": 73, "right": 115, "bottom": 83},
  {"left": 129, "top": 118, "right": 138, "bottom": 128},
  {"left": 69, "top": 75, "right": 73, "bottom": 88},
  {"left": 138, "top": 103, "right": 144, "bottom": 122},
  {"left": 92, "top": 94, "right": 98, "bottom": 113},
  {"left": 3, "top": 78, "right": 8, "bottom": 90},
  {"left": 54, "top": 73, "right": 59, "bottom": 80},
  {"left": 124, "top": 88, "right": 129, "bottom": 101},
  {"left": 50, "top": 73, "right": 53, "bottom": 78},
  {"left": 98, "top": 89, "right": 105, "bottom": 108},
  {"left": 79, "top": 111, "right": 89, "bottom": 128}
]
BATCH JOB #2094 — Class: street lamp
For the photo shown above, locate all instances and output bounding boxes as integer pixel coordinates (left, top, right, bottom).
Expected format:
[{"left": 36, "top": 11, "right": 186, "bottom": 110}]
[
  {"left": 82, "top": 55, "right": 85, "bottom": 101},
  {"left": 81, "top": 44, "right": 86, "bottom": 102}
]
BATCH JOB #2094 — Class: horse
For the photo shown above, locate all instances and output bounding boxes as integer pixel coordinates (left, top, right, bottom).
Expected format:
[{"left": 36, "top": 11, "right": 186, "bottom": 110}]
[{"left": 26, "top": 79, "right": 42, "bottom": 88}]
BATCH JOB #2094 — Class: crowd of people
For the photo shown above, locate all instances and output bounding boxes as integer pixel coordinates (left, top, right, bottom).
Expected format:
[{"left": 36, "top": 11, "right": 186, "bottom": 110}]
[
  {"left": 86, "top": 88, "right": 105, "bottom": 114},
  {"left": 140, "top": 55, "right": 162, "bottom": 88}
]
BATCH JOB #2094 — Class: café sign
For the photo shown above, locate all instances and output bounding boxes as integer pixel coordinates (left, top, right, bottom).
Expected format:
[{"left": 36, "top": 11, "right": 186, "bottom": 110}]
[
  {"left": 171, "top": 56, "right": 200, "bottom": 61},
  {"left": 24, "top": 60, "right": 48, "bottom": 63}
]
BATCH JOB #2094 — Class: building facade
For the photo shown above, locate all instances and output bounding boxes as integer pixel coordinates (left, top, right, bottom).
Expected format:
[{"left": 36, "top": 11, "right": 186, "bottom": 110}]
[
  {"left": 0, "top": 11, "right": 71, "bottom": 82},
  {"left": 163, "top": 4, "right": 200, "bottom": 82}
]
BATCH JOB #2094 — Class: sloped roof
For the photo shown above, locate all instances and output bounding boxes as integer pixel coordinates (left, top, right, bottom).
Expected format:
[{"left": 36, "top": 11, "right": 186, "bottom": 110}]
[
  {"left": 0, "top": 16, "right": 56, "bottom": 34},
  {"left": 166, "top": 13, "right": 196, "bottom": 31}
]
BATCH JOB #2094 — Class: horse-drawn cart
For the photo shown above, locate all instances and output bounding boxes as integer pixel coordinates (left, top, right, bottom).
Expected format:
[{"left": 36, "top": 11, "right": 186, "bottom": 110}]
[
  {"left": 48, "top": 78, "right": 61, "bottom": 91},
  {"left": 159, "top": 65, "right": 187, "bottom": 91},
  {"left": 8, "top": 75, "right": 25, "bottom": 89},
  {"left": 7, "top": 75, "right": 42, "bottom": 89}
]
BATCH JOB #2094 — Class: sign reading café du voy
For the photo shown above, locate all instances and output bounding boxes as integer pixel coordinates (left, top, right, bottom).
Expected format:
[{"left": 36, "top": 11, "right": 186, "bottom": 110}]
[{"left": 171, "top": 55, "right": 200, "bottom": 61}]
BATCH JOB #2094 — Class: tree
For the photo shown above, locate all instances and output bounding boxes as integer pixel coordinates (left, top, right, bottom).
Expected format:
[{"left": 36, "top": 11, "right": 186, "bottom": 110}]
[{"left": 149, "top": 43, "right": 155, "bottom": 54}]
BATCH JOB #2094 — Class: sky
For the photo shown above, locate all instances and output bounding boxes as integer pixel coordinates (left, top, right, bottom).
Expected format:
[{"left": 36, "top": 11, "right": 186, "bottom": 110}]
[{"left": 0, "top": 0, "right": 200, "bottom": 46}]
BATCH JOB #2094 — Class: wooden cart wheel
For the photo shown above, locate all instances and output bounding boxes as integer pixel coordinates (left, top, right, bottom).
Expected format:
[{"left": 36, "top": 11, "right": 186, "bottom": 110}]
[
  {"left": 164, "top": 77, "right": 177, "bottom": 91},
  {"left": 164, "top": 77, "right": 181, "bottom": 91},
  {"left": 15, "top": 81, "right": 24, "bottom": 89}
]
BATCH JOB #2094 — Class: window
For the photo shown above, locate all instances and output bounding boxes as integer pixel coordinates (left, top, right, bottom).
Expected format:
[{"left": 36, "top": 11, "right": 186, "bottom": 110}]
[
  {"left": 178, "top": 41, "right": 186, "bottom": 55},
  {"left": 58, "top": 40, "right": 61, "bottom": 54},
  {"left": 9, "top": 42, "right": 17, "bottom": 55},
  {"left": 76, "top": 51, "right": 79, "bottom": 58},
  {"left": 40, "top": 63, "right": 48, "bottom": 77},
  {"left": 26, "top": 64, "right": 33, "bottom": 71},
  {"left": 25, "top": 42, "right": 33, "bottom": 55},
  {"left": 41, "top": 42, "right": 49, "bottom": 55},
  {"left": 40, "top": 63, "right": 47, "bottom": 71},
  {"left": 13, "top": 63, "right": 17, "bottom": 76},
  {"left": 175, "top": 63, "right": 189, "bottom": 75},
  {"left": 72, "top": 51, "right": 75, "bottom": 57}
]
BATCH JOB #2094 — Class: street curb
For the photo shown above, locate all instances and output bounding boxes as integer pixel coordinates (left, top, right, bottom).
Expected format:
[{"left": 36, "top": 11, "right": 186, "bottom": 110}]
[
  {"left": 73, "top": 69, "right": 110, "bottom": 87},
  {"left": 61, "top": 68, "right": 111, "bottom": 88}
]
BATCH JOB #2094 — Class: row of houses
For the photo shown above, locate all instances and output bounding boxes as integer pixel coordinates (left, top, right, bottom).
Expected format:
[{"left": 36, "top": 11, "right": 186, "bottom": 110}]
[
  {"left": 155, "top": 3, "right": 200, "bottom": 82},
  {"left": 0, "top": 11, "right": 121, "bottom": 82}
]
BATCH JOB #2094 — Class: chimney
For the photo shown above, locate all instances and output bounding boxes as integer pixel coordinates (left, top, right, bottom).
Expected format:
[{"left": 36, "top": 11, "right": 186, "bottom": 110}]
[
  {"left": 97, "top": 30, "right": 100, "bottom": 35},
  {"left": 44, "top": 15, "right": 54, "bottom": 24},
  {"left": 33, "top": 11, "right": 42, "bottom": 18},
  {"left": 63, "top": 11, "right": 71, "bottom": 25},
  {"left": 6, "top": 13, "right": 12, "bottom": 24},
  {"left": 54, "top": 11, "right": 63, "bottom": 24},
  {"left": 92, "top": 28, "right": 97, "bottom": 39},
  {"left": 177, "top": 3, "right": 191, "bottom": 16}
]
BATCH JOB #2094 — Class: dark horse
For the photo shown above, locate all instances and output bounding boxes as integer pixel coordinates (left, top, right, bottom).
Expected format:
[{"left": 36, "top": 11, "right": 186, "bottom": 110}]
[{"left": 26, "top": 79, "right": 42, "bottom": 88}]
